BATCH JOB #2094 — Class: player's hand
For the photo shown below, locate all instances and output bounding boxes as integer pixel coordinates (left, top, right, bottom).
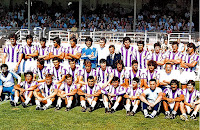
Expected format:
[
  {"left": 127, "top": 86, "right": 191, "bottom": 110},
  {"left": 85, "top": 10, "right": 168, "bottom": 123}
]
[
  {"left": 20, "top": 89, "right": 25, "bottom": 95},
  {"left": 14, "top": 65, "right": 19, "bottom": 72},
  {"left": 37, "top": 97, "right": 43, "bottom": 102},
  {"left": 87, "top": 94, "right": 93, "bottom": 98},
  {"left": 149, "top": 103, "right": 154, "bottom": 108},
  {"left": 191, "top": 103, "right": 195, "bottom": 109}
]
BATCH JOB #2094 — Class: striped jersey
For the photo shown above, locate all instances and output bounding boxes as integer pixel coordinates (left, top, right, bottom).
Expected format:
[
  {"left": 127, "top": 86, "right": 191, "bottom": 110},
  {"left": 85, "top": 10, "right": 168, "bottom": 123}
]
[
  {"left": 3, "top": 44, "right": 22, "bottom": 63},
  {"left": 125, "top": 69, "right": 144, "bottom": 84},
  {"left": 79, "top": 68, "right": 96, "bottom": 82},
  {"left": 96, "top": 67, "right": 113, "bottom": 84},
  {"left": 38, "top": 82, "right": 57, "bottom": 97},
  {"left": 113, "top": 69, "right": 126, "bottom": 84},
  {"left": 33, "top": 66, "right": 50, "bottom": 80},
  {"left": 182, "top": 89, "right": 200, "bottom": 103},
  {"left": 163, "top": 88, "right": 183, "bottom": 99},
  {"left": 182, "top": 53, "right": 199, "bottom": 72},
  {"left": 132, "top": 49, "right": 150, "bottom": 69},
  {"left": 166, "top": 51, "right": 183, "bottom": 70},
  {"left": 66, "top": 66, "right": 81, "bottom": 82},
  {"left": 59, "top": 83, "right": 77, "bottom": 97},
  {"left": 148, "top": 52, "right": 165, "bottom": 70},
  {"left": 49, "top": 65, "right": 67, "bottom": 81},
  {"left": 120, "top": 46, "right": 134, "bottom": 67},
  {"left": 143, "top": 70, "right": 160, "bottom": 85},
  {"left": 22, "top": 45, "right": 38, "bottom": 61}
]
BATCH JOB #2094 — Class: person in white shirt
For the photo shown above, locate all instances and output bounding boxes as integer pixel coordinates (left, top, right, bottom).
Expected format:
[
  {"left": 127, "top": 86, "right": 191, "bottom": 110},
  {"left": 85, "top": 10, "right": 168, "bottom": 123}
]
[{"left": 97, "top": 37, "right": 109, "bottom": 66}]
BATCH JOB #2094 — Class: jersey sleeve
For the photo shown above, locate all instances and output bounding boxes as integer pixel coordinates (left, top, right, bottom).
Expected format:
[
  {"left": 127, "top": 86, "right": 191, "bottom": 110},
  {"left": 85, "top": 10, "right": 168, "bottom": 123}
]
[
  {"left": 101, "top": 86, "right": 109, "bottom": 95},
  {"left": 143, "top": 89, "right": 149, "bottom": 95},
  {"left": 10, "top": 71, "right": 21, "bottom": 79},
  {"left": 116, "top": 86, "right": 126, "bottom": 96},
  {"left": 3, "top": 46, "right": 8, "bottom": 53},
  {"left": 59, "top": 83, "right": 65, "bottom": 90}
]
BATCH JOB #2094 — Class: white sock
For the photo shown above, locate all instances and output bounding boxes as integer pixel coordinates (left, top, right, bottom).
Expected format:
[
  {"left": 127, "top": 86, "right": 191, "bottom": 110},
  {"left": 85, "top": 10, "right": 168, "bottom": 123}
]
[
  {"left": 45, "top": 99, "right": 52, "bottom": 108},
  {"left": 144, "top": 109, "right": 148, "bottom": 115},
  {"left": 56, "top": 98, "right": 62, "bottom": 107},
  {"left": 151, "top": 110, "right": 157, "bottom": 117},
  {"left": 165, "top": 111, "right": 170, "bottom": 115},
  {"left": 125, "top": 104, "right": 131, "bottom": 111},
  {"left": 132, "top": 105, "right": 138, "bottom": 113},
  {"left": 81, "top": 100, "right": 86, "bottom": 108},
  {"left": 25, "top": 97, "right": 31, "bottom": 105},
  {"left": 35, "top": 100, "right": 40, "bottom": 106},
  {"left": 67, "top": 100, "right": 72, "bottom": 108},
  {"left": 112, "top": 102, "right": 119, "bottom": 110},
  {"left": 172, "top": 110, "right": 177, "bottom": 115},
  {"left": 192, "top": 111, "right": 197, "bottom": 116},
  {"left": 182, "top": 113, "right": 187, "bottom": 116},
  {"left": 91, "top": 101, "right": 96, "bottom": 108},
  {"left": 104, "top": 101, "right": 109, "bottom": 109},
  {"left": 14, "top": 96, "right": 19, "bottom": 103}
]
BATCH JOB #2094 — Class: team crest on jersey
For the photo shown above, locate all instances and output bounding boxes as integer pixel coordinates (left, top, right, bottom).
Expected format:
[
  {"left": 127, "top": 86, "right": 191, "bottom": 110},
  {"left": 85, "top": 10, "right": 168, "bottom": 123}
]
[
  {"left": 51, "top": 89, "right": 54, "bottom": 93},
  {"left": 32, "top": 48, "right": 35, "bottom": 51},
  {"left": 59, "top": 72, "right": 62, "bottom": 74},
  {"left": 16, "top": 49, "right": 19, "bottom": 52},
  {"left": 106, "top": 73, "right": 108, "bottom": 76}
]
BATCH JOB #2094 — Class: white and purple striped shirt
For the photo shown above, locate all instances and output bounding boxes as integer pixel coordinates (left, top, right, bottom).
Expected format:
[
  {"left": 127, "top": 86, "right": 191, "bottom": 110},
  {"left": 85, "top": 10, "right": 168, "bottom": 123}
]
[
  {"left": 163, "top": 88, "right": 183, "bottom": 99},
  {"left": 38, "top": 82, "right": 57, "bottom": 97},
  {"left": 167, "top": 51, "right": 183, "bottom": 70},
  {"left": 66, "top": 66, "right": 81, "bottom": 82},
  {"left": 20, "top": 81, "right": 38, "bottom": 96},
  {"left": 50, "top": 46, "right": 65, "bottom": 56},
  {"left": 182, "top": 53, "right": 199, "bottom": 72},
  {"left": 38, "top": 46, "right": 50, "bottom": 57},
  {"left": 125, "top": 69, "right": 145, "bottom": 84},
  {"left": 126, "top": 87, "right": 143, "bottom": 102},
  {"left": 132, "top": 50, "right": 150, "bottom": 69},
  {"left": 148, "top": 52, "right": 165, "bottom": 70},
  {"left": 23, "top": 45, "right": 38, "bottom": 61},
  {"left": 65, "top": 46, "right": 82, "bottom": 55},
  {"left": 96, "top": 67, "right": 113, "bottom": 84},
  {"left": 59, "top": 83, "right": 77, "bottom": 97},
  {"left": 49, "top": 65, "right": 67, "bottom": 81},
  {"left": 183, "top": 89, "right": 200, "bottom": 103},
  {"left": 81, "top": 84, "right": 101, "bottom": 99},
  {"left": 120, "top": 46, "right": 134, "bottom": 67},
  {"left": 3, "top": 44, "right": 22, "bottom": 63},
  {"left": 143, "top": 70, "right": 160, "bottom": 85},
  {"left": 79, "top": 68, "right": 96, "bottom": 82},
  {"left": 33, "top": 66, "right": 50, "bottom": 80},
  {"left": 113, "top": 69, "right": 126, "bottom": 84},
  {"left": 101, "top": 85, "right": 126, "bottom": 100}
]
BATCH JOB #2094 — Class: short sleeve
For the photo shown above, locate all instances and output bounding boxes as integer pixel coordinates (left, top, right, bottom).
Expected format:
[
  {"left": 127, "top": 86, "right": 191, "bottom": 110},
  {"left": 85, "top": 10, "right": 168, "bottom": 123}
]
[
  {"left": 19, "top": 81, "right": 25, "bottom": 87},
  {"left": 77, "top": 46, "right": 82, "bottom": 53},
  {"left": 3, "top": 46, "right": 7, "bottom": 53},
  {"left": 194, "top": 55, "right": 199, "bottom": 62},
  {"left": 125, "top": 70, "right": 130, "bottom": 79},
  {"left": 143, "top": 89, "right": 149, "bottom": 95},
  {"left": 163, "top": 88, "right": 168, "bottom": 94}
]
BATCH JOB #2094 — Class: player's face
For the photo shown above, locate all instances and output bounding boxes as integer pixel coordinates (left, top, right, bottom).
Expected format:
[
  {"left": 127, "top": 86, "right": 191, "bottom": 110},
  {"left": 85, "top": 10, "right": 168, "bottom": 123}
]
[
  {"left": 138, "top": 44, "right": 143, "bottom": 51},
  {"left": 109, "top": 47, "right": 115, "bottom": 54},
  {"left": 69, "top": 61, "right": 76, "bottom": 69},
  {"left": 66, "top": 77, "right": 73, "bottom": 85},
  {"left": 165, "top": 64, "right": 172, "bottom": 73},
  {"left": 187, "top": 47, "right": 194, "bottom": 55},
  {"left": 149, "top": 81, "right": 156, "bottom": 90},
  {"left": 172, "top": 44, "right": 178, "bottom": 52},
  {"left": 1, "top": 67, "right": 8, "bottom": 73},
  {"left": 53, "top": 60, "right": 60, "bottom": 68},
  {"left": 124, "top": 40, "right": 130, "bottom": 48},
  {"left": 27, "top": 38, "right": 32, "bottom": 46},
  {"left": 45, "top": 77, "right": 52, "bottom": 85},
  {"left": 88, "top": 79, "right": 94, "bottom": 87},
  {"left": 10, "top": 38, "right": 16, "bottom": 45},
  {"left": 25, "top": 74, "right": 33, "bottom": 83},
  {"left": 132, "top": 81, "right": 138, "bottom": 88},
  {"left": 187, "top": 83, "right": 194, "bottom": 92},
  {"left": 99, "top": 40, "right": 105, "bottom": 48},
  {"left": 132, "top": 63, "right": 138, "bottom": 71},
  {"left": 37, "top": 61, "right": 43, "bottom": 69},
  {"left": 53, "top": 41, "right": 58, "bottom": 48},
  {"left": 148, "top": 65, "right": 155, "bottom": 71},
  {"left": 117, "top": 63, "right": 123, "bottom": 71},
  {"left": 100, "top": 62, "right": 106, "bottom": 70},
  {"left": 40, "top": 41, "right": 46, "bottom": 47},
  {"left": 86, "top": 41, "right": 92, "bottom": 48},
  {"left": 112, "top": 81, "right": 119, "bottom": 88},
  {"left": 70, "top": 40, "right": 76, "bottom": 48},
  {"left": 171, "top": 83, "right": 178, "bottom": 91},
  {"left": 85, "top": 63, "right": 91, "bottom": 73},
  {"left": 155, "top": 46, "right": 160, "bottom": 53},
  {"left": 164, "top": 40, "right": 168, "bottom": 45}
]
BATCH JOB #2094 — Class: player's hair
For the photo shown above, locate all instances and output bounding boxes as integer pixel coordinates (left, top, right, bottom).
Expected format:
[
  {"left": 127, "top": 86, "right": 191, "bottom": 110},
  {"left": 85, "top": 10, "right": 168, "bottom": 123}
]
[
  {"left": 132, "top": 60, "right": 138, "bottom": 65},
  {"left": 84, "top": 60, "right": 91, "bottom": 65},
  {"left": 87, "top": 76, "right": 94, "bottom": 81},
  {"left": 37, "top": 58, "right": 45, "bottom": 66},
  {"left": 123, "top": 37, "right": 131, "bottom": 44},
  {"left": 132, "top": 77, "right": 140, "bottom": 83},
  {"left": 149, "top": 79, "right": 156, "bottom": 83},
  {"left": 52, "top": 57, "right": 61, "bottom": 62},
  {"left": 26, "top": 35, "right": 33, "bottom": 41},
  {"left": 53, "top": 37, "right": 61, "bottom": 46},
  {"left": 154, "top": 42, "right": 161, "bottom": 48},
  {"left": 187, "top": 80, "right": 195, "bottom": 87},
  {"left": 115, "top": 60, "right": 124, "bottom": 68},
  {"left": 45, "top": 74, "right": 53, "bottom": 78},
  {"left": 40, "top": 37, "right": 46, "bottom": 42},
  {"left": 137, "top": 41, "right": 145, "bottom": 46},
  {"left": 109, "top": 45, "right": 115, "bottom": 49},
  {"left": 172, "top": 41, "right": 179, "bottom": 46},
  {"left": 187, "top": 43, "right": 196, "bottom": 51},
  {"left": 65, "top": 74, "right": 73, "bottom": 81},
  {"left": 147, "top": 60, "right": 157, "bottom": 69},
  {"left": 70, "top": 37, "right": 77, "bottom": 44},
  {"left": 100, "top": 59, "right": 106, "bottom": 64},
  {"left": 69, "top": 58, "right": 76, "bottom": 63},
  {"left": 85, "top": 37, "right": 93, "bottom": 43},
  {"left": 100, "top": 37, "right": 106, "bottom": 44},
  {"left": 0, "top": 64, "right": 8, "bottom": 69},
  {"left": 111, "top": 76, "right": 120, "bottom": 82},
  {"left": 170, "top": 79, "right": 179, "bottom": 88},
  {"left": 165, "top": 62, "right": 172, "bottom": 68},
  {"left": 9, "top": 33, "right": 18, "bottom": 40},
  {"left": 24, "top": 71, "right": 33, "bottom": 77}
]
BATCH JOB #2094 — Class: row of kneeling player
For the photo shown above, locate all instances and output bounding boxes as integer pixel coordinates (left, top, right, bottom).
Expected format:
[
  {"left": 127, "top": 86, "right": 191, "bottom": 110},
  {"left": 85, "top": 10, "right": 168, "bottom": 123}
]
[{"left": 12, "top": 72, "right": 199, "bottom": 121}]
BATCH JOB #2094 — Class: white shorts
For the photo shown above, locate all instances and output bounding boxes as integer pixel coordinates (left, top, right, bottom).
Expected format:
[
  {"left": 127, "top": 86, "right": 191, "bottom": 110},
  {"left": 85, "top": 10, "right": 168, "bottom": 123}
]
[
  {"left": 185, "top": 105, "right": 192, "bottom": 114},
  {"left": 23, "top": 60, "right": 37, "bottom": 73},
  {"left": 169, "top": 102, "right": 175, "bottom": 110},
  {"left": 180, "top": 71, "right": 196, "bottom": 84}
]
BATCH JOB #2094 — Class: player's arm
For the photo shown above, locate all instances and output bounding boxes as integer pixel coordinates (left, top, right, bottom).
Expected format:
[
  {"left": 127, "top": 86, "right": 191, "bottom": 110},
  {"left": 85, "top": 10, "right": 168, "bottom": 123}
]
[
  {"left": 57, "top": 52, "right": 65, "bottom": 60},
  {"left": 156, "top": 59, "right": 165, "bottom": 66},
  {"left": 185, "top": 61, "right": 198, "bottom": 68},
  {"left": 162, "top": 93, "right": 173, "bottom": 102},
  {"left": 78, "top": 76, "right": 88, "bottom": 85},
  {"left": 92, "top": 90, "right": 101, "bottom": 97},
  {"left": 63, "top": 89, "right": 77, "bottom": 97},
  {"left": 102, "top": 73, "right": 114, "bottom": 89},
  {"left": 193, "top": 99, "right": 200, "bottom": 105},
  {"left": 27, "top": 50, "right": 39, "bottom": 57},
  {"left": 44, "top": 89, "right": 58, "bottom": 100},
  {"left": 2, "top": 53, "right": 7, "bottom": 64},
  {"left": 68, "top": 52, "right": 81, "bottom": 59},
  {"left": 170, "top": 58, "right": 181, "bottom": 64},
  {"left": 140, "top": 93, "right": 150, "bottom": 105},
  {"left": 121, "top": 78, "right": 129, "bottom": 88},
  {"left": 180, "top": 60, "right": 189, "bottom": 68},
  {"left": 14, "top": 84, "right": 24, "bottom": 92},
  {"left": 153, "top": 92, "right": 163, "bottom": 106},
  {"left": 65, "top": 53, "right": 72, "bottom": 60},
  {"left": 184, "top": 101, "right": 192, "bottom": 107},
  {"left": 26, "top": 84, "right": 38, "bottom": 91},
  {"left": 174, "top": 94, "right": 184, "bottom": 102},
  {"left": 33, "top": 88, "right": 42, "bottom": 99}
]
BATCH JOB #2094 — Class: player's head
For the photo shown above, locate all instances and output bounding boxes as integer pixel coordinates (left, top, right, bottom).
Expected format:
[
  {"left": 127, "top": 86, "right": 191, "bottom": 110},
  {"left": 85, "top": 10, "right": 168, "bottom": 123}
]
[
  {"left": 37, "top": 58, "right": 44, "bottom": 69},
  {"left": 53, "top": 37, "right": 61, "bottom": 47},
  {"left": 115, "top": 60, "right": 124, "bottom": 72},
  {"left": 84, "top": 60, "right": 91, "bottom": 73},
  {"left": 85, "top": 37, "right": 93, "bottom": 48},
  {"left": 137, "top": 41, "right": 144, "bottom": 52},
  {"left": 24, "top": 71, "right": 33, "bottom": 83},
  {"left": 111, "top": 76, "right": 120, "bottom": 88},
  {"left": 100, "top": 59, "right": 107, "bottom": 70},
  {"left": 172, "top": 42, "right": 179, "bottom": 52},
  {"left": 45, "top": 74, "right": 53, "bottom": 85},
  {"left": 154, "top": 42, "right": 161, "bottom": 53},
  {"left": 52, "top": 57, "right": 61, "bottom": 68},
  {"left": 9, "top": 33, "right": 17, "bottom": 45},
  {"left": 87, "top": 76, "right": 95, "bottom": 87},
  {"left": 164, "top": 39, "right": 168, "bottom": 45},
  {"left": 170, "top": 79, "right": 179, "bottom": 91},
  {"left": 26, "top": 35, "right": 33, "bottom": 46},
  {"left": 70, "top": 37, "right": 77, "bottom": 47},
  {"left": 0, "top": 64, "right": 8, "bottom": 73},
  {"left": 187, "top": 80, "right": 195, "bottom": 92},
  {"left": 187, "top": 43, "right": 196, "bottom": 54},
  {"left": 99, "top": 37, "right": 106, "bottom": 48},
  {"left": 65, "top": 74, "right": 73, "bottom": 85},
  {"left": 40, "top": 38, "right": 46, "bottom": 47},
  {"left": 123, "top": 37, "right": 131, "bottom": 48},
  {"left": 132, "top": 77, "right": 140, "bottom": 88},
  {"left": 165, "top": 62, "right": 172, "bottom": 74},
  {"left": 149, "top": 79, "right": 156, "bottom": 90},
  {"left": 148, "top": 60, "right": 157, "bottom": 71},
  {"left": 109, "top": 45, "right": 115, "bottom": 54},
  {"left": 69, "top": 58, "right": 76, "bottom": 69},
  {"left": 132, "top": 60, "right": 138, "bottom": 71}
]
